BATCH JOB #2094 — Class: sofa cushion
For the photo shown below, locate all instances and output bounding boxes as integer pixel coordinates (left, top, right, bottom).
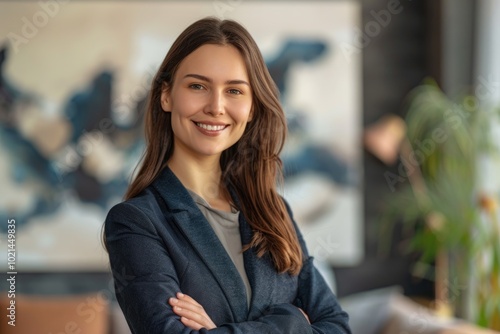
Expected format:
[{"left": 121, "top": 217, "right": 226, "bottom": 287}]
[{"left": 340, "top": 286, "right": 400, "bottom": 334}]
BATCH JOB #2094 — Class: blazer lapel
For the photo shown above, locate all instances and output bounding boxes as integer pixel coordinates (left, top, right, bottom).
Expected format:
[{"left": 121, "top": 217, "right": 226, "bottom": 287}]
[
  {"left": 227, "top": 186, "right": 286, "bottom": 319},
  {"left": 152, "top": 167, "right": 248, "bottom": 322},
  {"left": 238, "top": 214, "right": 280, "bottom": 319}
]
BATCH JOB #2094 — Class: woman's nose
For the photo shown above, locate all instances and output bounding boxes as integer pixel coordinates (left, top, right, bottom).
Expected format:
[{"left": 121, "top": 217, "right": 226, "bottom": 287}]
[{"left": 204, "top": 90, "right": 225, "bottom": 116}]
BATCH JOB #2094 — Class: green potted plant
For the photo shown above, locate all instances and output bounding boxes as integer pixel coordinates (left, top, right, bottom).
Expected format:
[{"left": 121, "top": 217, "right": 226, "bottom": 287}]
[{"left": 380, "top": 80, "right": 500, "bottom": 329}]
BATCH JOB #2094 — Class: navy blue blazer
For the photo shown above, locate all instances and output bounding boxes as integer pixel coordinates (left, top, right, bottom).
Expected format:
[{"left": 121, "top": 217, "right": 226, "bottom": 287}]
[{"left": 105, "top": 167, "right": 351, "bottom": 333}]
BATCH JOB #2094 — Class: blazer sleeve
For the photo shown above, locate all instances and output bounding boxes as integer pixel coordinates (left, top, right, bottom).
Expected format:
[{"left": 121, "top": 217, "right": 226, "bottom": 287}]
[
  {"left": 284, "top": 200, "right": 352, "bottom": 334},
  {"left": 105, "top": 201, "right": 327, "bottom": 334}
]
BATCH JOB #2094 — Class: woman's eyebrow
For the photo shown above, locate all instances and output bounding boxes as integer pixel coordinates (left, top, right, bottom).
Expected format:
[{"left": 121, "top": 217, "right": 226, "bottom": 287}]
[{"left": 184, "top": 73, "right": 250, "bottom": 86}]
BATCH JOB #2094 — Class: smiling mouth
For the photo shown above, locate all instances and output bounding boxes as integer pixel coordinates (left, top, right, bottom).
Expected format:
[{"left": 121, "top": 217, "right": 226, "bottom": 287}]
[{"left": 194, "top": 122, "right": 228, "bottom": 131}]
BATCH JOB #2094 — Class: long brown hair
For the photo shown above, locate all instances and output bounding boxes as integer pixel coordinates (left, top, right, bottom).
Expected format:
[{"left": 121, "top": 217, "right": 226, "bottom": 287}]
[{"left": 125, "top": 17, "right": 302, "bottom": 275}]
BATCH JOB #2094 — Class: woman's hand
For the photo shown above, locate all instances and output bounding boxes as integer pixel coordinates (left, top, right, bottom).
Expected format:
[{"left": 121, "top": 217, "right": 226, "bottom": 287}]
[{"left": 169, "top": 292, "right": 217, "bottom": 330}]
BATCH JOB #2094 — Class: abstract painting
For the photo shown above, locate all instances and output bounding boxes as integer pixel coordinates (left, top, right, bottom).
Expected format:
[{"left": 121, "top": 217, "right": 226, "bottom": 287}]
[{"left": 0, "top": 1, "right": 362, "bottom": 271}]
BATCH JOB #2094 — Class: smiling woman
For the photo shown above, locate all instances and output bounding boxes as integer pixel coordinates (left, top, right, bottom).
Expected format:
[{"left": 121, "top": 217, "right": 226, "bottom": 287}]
[{"left": 103, "top": 17, "right": 351, "bottom": 334}]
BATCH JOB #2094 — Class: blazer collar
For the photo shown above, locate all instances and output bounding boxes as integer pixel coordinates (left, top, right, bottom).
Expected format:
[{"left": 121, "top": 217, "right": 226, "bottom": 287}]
[
  {"left": 238, "top": 213, "right": 286, "bottom": 319},
  {"left": 152, "top": 167, "right": 249, "bottom": 321}
]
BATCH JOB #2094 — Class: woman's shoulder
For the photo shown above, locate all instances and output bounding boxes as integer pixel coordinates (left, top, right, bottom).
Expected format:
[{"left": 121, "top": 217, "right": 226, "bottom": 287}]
[{"left": 105, "top": 186, "right": 166, "bottom": 226}]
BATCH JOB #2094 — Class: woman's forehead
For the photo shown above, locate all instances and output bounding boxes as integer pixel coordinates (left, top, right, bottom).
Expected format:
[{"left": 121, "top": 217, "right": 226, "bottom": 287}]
[{"left": 174, "top": 44, "right": 249, "bottom": 83}]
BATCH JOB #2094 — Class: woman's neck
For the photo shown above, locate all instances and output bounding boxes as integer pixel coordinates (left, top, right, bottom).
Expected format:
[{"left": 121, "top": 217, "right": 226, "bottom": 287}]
[{"left": 168, "top": 153, "right": 232, "bottom": 211}]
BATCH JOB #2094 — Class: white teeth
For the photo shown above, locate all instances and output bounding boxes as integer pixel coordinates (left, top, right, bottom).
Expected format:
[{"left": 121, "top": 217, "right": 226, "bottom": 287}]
[{"left": 196, "top": 122, "right": 226, "bottom": 131}]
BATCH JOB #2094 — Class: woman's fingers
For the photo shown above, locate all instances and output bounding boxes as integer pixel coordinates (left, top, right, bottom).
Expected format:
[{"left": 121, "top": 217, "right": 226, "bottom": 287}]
[
  {"left": 177, "top": 292, "right": 201, "bottom": 306},
  {"left": 180, "top": 316, "right": 204, "bottom": 331},
  {"left": 170, "top": 302, "right": 215, "bottom": 330},
  {"left": 170, "top": 300, "right": 204, "bottom": 321},
  {"left": 169, "top": 297, "right": 203, "bottom": 314},
  {"left": 171, "top": 304, "right": 206, "bottom": 325},
  {"left": 168, "top": 293, "right": 216, "bottom": 330}
]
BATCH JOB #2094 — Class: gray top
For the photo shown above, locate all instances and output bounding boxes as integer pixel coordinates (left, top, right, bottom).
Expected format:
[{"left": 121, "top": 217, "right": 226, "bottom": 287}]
[{"left": 187, "top": 189, "right": 252, "bottom": 307}]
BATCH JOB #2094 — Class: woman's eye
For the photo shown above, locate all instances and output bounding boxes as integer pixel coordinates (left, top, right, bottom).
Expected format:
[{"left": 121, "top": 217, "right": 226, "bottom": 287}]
[
  {"left": 228, "top": 89, "right": 242, "bottom": 95},
  {"left": 189, "top": 84, "right": 204, "bottom": 90}
]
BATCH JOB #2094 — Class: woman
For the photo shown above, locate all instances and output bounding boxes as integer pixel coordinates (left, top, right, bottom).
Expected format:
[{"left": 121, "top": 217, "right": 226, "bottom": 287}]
[{"left": 104, "top": 17, "right": 351, "bottom": 333}]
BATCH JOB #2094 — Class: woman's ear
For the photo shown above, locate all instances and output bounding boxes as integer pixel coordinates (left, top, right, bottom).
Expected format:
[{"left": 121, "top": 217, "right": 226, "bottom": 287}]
[{"left": 160, "top": 84, "right": 171, "bottom": 112}]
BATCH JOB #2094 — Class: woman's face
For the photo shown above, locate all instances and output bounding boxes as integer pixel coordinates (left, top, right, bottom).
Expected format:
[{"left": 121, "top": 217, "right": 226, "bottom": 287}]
[{"left": 161, "top": 44, "right": 253, "bottom": 160}]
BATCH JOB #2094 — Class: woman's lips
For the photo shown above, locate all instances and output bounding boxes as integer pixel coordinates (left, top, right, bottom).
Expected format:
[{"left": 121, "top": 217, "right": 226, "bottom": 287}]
[{"left": 193, "top": 121, "right": 229, "bottom": 136}]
